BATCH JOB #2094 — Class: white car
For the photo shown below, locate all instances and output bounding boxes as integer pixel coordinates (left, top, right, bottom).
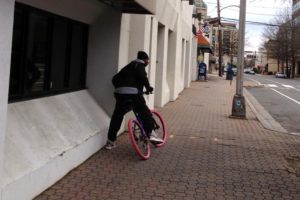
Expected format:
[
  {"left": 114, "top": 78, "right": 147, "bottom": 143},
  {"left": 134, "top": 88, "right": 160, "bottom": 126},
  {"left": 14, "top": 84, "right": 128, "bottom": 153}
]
[
  {"left": 232, "top": 68, "right": 237, "bottom": 76},
  {"left": 244, "top": 69, "right": 255, "bottom": 75},
  {"left": 244, "top": 68, "right": 250, "bottom": 73},
  {"left": 248, "top": 70, "right": 255, "bottom": 75},
  {"left": 275, "top": 72, "right": 287, "bottom": 78}
]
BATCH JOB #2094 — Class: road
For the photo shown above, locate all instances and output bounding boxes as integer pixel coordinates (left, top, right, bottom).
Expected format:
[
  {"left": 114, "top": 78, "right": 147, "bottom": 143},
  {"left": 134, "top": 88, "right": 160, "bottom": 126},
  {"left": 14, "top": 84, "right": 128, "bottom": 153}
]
[{"left": 245, "top": 74, "right": 300, "bottom": 134}]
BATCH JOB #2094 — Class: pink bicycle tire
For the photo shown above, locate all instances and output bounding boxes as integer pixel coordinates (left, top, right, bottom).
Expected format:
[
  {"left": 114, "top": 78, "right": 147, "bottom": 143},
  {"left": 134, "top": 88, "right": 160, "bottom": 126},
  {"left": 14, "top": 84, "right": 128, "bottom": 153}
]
[{"left": 128, "top": 119, "right": 150, "bottom": 160}]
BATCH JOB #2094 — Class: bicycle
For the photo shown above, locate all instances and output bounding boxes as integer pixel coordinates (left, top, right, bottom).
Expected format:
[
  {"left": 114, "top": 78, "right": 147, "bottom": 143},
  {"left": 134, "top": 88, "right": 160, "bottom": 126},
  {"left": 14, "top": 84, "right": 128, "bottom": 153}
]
[{"left": 128, "top": 106, "right": 167, "bottom": 160}]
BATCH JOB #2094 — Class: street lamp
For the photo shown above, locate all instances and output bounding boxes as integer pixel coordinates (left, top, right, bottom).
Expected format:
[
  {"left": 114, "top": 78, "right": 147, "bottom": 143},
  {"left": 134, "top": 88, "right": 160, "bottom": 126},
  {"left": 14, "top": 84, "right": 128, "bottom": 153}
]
[{"left": 231, "top": 0, "right": 246, "bottom": 118}]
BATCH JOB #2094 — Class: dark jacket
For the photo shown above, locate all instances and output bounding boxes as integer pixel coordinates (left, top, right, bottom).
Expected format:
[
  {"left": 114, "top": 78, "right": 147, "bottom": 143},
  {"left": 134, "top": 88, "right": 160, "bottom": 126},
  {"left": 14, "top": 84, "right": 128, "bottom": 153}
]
[{"left": 112, "top": 60, "right": 151, "bottom": 93}]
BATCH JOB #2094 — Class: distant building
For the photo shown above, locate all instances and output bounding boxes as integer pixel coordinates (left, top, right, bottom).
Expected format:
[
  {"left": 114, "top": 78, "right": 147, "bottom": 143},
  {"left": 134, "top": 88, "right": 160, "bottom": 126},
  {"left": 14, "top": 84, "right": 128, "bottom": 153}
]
[
  {"left": 255, "top": 47, "right": 279, "bottom": 74},
  {"left": 194, "top": 0, "right": 208, "bottom": 21},
  {"left": 210, "top": 22, "right": 238, "bottom": 66}
]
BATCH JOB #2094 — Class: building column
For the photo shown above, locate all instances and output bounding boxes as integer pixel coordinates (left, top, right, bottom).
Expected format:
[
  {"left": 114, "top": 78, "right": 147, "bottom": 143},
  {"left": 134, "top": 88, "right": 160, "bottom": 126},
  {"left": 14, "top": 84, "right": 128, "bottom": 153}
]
[
  {"left": 167, "top": 30, "right": 177, "bottom": 101},
  {"left": 0, "top": 0, "right": 15, "bottom": 188},
  {"left": 155, "top": 25, "right": 170, "bottom": 107},
  {"left": 170, "top": 16, "right": 183, "bottom": 101},
  {"left": 184, "top": 39, "right": 192, "bottom": 88},
  {"left": 191, "top": 36, "right": 198, "bottom": 81},
  {"left": 147, "top": 16, "right": 158, "bottom": 108},
  {"left": 180, "top": 39, "right": 187, "bottom": 91},
  {"left": 204, "top": 52, "right": 210, "bottom": 72}
]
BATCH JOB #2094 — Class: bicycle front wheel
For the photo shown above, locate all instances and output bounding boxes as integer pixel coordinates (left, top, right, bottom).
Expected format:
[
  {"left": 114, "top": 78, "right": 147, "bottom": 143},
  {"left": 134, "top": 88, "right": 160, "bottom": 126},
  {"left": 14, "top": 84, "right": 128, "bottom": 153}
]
[
  {"left": 128, "top": 119, "right": 150, "bottom": 160},
  {"left": 151, "top": 110, "right": 167, "bottom": 147}
]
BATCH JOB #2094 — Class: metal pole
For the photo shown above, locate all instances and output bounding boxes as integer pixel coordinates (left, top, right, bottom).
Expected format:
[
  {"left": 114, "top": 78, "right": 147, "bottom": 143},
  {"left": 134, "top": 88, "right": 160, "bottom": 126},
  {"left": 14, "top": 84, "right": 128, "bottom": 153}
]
[
  {"left": 217, "top": 0, "right": 222, "bottom": 77},
  {"left": 231, "top": 0, "right": 246, "bottom": 118}
]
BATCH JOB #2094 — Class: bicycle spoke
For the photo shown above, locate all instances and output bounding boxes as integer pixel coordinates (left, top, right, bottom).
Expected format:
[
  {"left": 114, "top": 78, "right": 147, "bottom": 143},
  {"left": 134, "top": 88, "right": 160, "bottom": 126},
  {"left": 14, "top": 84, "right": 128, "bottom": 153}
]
[
  {"left": 151, "top": 111, "right": 167, "bottom": 147},
  {"left": 128, "top": 119, "right": 150, "bottom": 160}
]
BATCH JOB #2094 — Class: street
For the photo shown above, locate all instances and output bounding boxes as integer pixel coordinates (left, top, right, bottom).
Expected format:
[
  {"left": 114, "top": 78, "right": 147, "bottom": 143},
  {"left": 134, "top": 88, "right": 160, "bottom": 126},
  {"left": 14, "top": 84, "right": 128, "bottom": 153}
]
[{"left": 245, "top": 74, "right": 300, "bottom": 134}]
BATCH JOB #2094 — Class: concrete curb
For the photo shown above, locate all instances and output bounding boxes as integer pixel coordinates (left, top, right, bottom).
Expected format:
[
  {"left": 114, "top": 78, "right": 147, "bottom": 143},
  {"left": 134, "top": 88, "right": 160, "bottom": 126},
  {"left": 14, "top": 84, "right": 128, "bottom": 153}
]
[{"left": 244, "top": 88, "right": 288, "bottom": 134}]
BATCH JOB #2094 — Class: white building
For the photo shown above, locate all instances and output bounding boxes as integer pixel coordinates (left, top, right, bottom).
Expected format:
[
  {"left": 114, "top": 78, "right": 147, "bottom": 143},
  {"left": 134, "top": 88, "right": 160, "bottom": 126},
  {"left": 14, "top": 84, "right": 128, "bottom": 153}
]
[{"left": 0, "top": 0, "right": 196, "bottom": 199}]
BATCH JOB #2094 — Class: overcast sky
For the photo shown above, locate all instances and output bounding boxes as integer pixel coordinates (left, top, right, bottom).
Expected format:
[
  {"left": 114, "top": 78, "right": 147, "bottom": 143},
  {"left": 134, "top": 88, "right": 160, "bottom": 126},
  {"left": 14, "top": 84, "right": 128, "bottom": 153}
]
[{"left": 203, "top": 0, "right": 291, "bottom": 52}]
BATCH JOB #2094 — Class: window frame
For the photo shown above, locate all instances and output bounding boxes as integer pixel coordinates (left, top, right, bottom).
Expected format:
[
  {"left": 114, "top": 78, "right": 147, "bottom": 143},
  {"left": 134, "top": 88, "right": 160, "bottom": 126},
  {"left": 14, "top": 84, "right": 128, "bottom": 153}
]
[{"left": 9, "top": 3, "right": 89, "bottom": 103}]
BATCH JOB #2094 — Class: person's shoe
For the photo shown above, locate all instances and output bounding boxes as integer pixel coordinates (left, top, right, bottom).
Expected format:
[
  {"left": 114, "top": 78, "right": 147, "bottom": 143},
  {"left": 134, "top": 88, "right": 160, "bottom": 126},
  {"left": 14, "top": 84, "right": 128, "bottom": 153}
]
[
  {"left": 105, "top": 140, "right": 116, "bottom": 150},
  {"left": 149, "top": 131, "right": 164, "bottom": 144}
]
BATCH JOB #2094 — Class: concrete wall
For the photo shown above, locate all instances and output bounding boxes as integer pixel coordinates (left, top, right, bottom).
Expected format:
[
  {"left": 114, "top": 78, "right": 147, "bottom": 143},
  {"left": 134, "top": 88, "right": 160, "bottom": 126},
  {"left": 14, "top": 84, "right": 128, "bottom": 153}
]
[
  {"left": 0, "top": 0, "right": 15, "bottom": 190},
  {"left": 118, "top": 15, "right": 131, "bottom": 69},
  {"left": 171, "top": 16, "right": 183, "bottom": 100},
  {"left": 191, "top": 36, "right": 198, "bottom": 81},
  {"left": 156, "top": 0, "right": 178, "bottom": 31},
  {"left": 204, "top": 52, "right": 210, "bottom": 72},
  {"left": 1, "top": 1, "right": 119, "bottom": 199},
  {"left": 2, "top": 91, "right": 109, "bottom": 200},
  {"left": 148, "top": 16, "right": 159, "bottom": 108},
  {"left": 17, "top": 0, "right": 103, "bottom": 24},
  {"left": 155, "top": 25, "right": 170, "bottom": 107},
  {"left": 167, "top": 30, "right": 178, "bottom": 101},
  {"left": 135, "top": 0, "right": 157, "bottom": 14},
  {"left": 0, "top": 0, "right": 196, "bottom": 199},
  {"left": 184, "top": 40, "right": 192, "bottom": 88},
  {"left": 86, "top": 7, "right": 122, "bottom": 115}
]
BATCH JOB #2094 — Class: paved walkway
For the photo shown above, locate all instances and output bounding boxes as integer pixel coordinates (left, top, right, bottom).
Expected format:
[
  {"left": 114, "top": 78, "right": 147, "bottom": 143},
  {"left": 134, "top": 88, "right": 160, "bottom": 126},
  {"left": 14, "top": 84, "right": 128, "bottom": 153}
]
[{"left": 35, "top": 75, "right": 300, "bottom": 200}]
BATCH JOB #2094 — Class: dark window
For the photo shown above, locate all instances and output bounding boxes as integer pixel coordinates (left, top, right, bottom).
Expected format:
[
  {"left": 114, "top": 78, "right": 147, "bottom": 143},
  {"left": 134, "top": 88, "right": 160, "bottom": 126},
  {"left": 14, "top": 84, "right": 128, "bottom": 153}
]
[
  {"left": 50, "top": 17, "right": 68, "bottom": 90},
  {"left": 9, "top": 3, "right": 88, "bottom": 102}
]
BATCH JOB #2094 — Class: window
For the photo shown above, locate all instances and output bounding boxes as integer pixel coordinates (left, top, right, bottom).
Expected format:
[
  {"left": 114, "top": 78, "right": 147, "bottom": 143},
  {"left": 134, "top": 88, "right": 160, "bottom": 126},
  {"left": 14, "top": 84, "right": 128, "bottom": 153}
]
[{"left": 9, "top": 3, "right": 88, "bottom": 102}]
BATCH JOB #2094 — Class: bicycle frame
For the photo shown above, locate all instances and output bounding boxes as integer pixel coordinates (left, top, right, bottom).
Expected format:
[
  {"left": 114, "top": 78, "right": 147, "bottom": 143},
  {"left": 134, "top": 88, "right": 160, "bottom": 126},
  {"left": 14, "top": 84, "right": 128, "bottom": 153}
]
[{"left": 132, "top": 111, "right": 149, "bottom": 140}]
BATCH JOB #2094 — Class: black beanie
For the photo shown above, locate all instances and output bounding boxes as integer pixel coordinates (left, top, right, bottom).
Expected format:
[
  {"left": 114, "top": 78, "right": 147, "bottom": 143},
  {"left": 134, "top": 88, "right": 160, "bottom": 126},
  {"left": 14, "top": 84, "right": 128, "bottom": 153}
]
[{"left": 137, "top": 51, "right": 149, "bottom": 60}]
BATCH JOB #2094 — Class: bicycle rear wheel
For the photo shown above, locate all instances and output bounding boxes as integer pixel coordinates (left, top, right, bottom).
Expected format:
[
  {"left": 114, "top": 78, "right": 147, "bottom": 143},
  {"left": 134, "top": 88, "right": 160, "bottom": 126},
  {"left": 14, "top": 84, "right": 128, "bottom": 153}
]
[
  {"left": 151, "top": 110, "right": 167, "bottom": 147},
  {"left": 128, "top": 119, "right": 150, "bottom": 160}
]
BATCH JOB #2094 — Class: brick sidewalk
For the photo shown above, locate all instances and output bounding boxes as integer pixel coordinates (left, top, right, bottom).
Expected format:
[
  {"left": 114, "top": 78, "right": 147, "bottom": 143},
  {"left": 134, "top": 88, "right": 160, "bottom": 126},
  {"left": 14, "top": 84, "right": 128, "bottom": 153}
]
[{"left": 35, "top": 75, "right": 300, "bottom": 200}]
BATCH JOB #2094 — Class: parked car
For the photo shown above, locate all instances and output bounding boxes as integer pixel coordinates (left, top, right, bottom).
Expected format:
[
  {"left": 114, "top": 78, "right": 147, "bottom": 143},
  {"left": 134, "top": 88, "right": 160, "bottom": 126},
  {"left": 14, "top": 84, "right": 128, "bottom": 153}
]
[
  {"left": 275, "top": 72, "right": 287, "bottom": 78},
  {"left": 232, "top": 68, "right": 237, "bottom": 76},
  {"left": 244, "top": 68, "right": 251, "bottom": 73},
  {"left": 244, "top": 68, "right": 255, "bottom": 75},
  {"left": 248, "top": 70, "right": 255, "bottom": 75}
]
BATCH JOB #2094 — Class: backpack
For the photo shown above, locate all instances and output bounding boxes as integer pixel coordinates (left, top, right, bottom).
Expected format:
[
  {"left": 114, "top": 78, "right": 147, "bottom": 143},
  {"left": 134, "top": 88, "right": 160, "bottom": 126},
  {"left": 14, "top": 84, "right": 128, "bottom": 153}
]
[{"left": 111, "top": 62, "right": 139, "bottom": 88}]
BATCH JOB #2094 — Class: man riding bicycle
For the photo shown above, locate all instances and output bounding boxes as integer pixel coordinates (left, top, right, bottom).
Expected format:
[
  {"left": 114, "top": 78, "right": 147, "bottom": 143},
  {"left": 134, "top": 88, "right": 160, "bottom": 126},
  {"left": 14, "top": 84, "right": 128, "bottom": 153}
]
[{"left": 105, "top": 51, "right": 164, "bottom": 150}]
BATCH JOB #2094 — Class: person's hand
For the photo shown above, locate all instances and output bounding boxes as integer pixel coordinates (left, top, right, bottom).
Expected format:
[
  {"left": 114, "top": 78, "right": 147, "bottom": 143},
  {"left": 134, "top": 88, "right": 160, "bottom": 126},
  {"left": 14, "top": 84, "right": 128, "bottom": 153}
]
[{"left": 145, "top": 86, "right": 154, "bottom": 94}]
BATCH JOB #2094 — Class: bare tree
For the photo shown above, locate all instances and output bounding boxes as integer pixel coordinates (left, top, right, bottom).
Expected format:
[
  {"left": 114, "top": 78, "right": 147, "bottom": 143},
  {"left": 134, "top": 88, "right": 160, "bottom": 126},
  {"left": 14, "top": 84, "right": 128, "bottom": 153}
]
[{"left": 261, "top": 4, "right": 300, "bottom": 77}]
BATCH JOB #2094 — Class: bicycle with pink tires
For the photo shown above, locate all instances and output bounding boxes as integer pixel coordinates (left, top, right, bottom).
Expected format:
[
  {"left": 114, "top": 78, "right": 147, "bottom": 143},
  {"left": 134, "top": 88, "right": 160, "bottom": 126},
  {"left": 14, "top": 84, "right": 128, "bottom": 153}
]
[{"left": 128, "top": 108, "right": 167, "bottom": 160}]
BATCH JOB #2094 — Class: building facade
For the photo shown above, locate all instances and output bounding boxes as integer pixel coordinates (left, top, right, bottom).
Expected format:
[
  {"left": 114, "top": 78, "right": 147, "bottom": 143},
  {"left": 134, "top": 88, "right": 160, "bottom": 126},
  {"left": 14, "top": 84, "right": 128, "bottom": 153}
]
[
  {"left": 256, "top": 48, "right": 278, "bottom": 74},
  {"left": 194, "top": 0, "right": 207, "bottom": 21},
  {"left": 211, "top": 23, "right": 238, "bottom": 68},
  {"left": 0, "top": 0, "right": 196, "bottom": 199}
]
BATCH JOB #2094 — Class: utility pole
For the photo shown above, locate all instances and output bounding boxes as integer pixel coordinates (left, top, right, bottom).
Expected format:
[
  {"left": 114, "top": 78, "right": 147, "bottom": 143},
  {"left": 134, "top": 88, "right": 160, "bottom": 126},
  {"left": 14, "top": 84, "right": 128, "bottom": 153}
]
[
  {"left": 217, "top": 0, "right": 222, "bottom": 77},
  {"left": 231, "top": 0, "right": 246, "bottom": 118}
]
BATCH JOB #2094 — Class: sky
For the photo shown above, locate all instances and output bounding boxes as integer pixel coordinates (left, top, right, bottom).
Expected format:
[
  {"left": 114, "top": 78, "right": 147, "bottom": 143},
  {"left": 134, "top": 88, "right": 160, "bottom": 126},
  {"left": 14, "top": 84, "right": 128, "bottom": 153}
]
[{"left": 203, "top": 0, "right": 291, "bottom": 52}]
